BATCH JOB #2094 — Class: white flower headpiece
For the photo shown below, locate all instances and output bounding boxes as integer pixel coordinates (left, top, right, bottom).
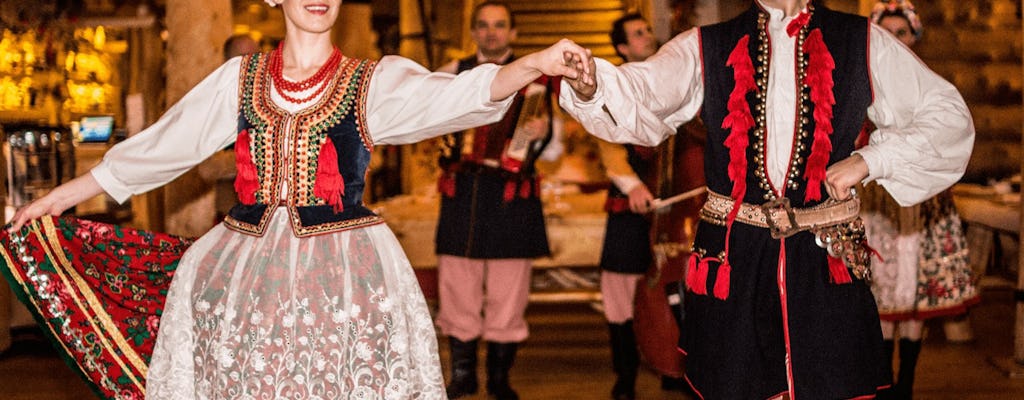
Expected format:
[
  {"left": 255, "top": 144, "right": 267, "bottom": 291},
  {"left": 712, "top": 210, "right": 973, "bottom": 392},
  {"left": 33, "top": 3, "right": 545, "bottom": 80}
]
[
  {"left": 265, "top": 0, "right": 280, "bottom": 7},
  {"left": 871, "top": 0, "right": 923, "bottom": 39}
]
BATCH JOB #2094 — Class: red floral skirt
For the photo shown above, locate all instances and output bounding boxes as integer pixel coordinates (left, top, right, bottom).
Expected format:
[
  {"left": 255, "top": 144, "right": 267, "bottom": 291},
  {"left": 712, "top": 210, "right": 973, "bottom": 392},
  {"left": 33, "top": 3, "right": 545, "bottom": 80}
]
[{"left": 0, "top": 216, "right": 192, "bottom": 400}]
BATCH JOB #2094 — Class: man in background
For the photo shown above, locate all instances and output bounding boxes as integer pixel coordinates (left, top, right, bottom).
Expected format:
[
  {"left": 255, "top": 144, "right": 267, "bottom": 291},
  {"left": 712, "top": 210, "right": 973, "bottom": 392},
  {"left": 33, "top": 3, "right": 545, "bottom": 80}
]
[{"left": 433, "top": 3, "right": 558, "bottom": 400}]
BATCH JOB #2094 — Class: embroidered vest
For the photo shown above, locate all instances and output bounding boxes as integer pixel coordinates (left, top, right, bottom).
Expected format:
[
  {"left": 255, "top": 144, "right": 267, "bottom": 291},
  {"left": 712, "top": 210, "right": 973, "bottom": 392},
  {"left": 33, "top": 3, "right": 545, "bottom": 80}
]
[
  {"left": 699, "top": 5, "right": 871, "bottom": 208},
  {"left": 225, "top": 53, "right": 381, "bottom": 237}
]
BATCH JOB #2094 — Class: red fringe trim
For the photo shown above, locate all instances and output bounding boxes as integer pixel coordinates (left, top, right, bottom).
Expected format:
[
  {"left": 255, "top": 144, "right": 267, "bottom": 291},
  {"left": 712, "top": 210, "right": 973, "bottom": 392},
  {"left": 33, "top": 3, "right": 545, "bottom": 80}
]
[
  {"left": 802, "top": 29, "right": 836, "bottom": 203},
  {"left": 827, "top": 255, "right": 853, "bottom": 284},
  {"left": 713, "top": 261, "right": 732, "bottom": 300},
  {"left": 233, "top": 129, "right": 259, "bottom": 205},
  {"left": 313, "top": 138, "right": 346, "bottom": 213},
  {"left": 719, "top": 35, "right": 756, "bottom": 295}
]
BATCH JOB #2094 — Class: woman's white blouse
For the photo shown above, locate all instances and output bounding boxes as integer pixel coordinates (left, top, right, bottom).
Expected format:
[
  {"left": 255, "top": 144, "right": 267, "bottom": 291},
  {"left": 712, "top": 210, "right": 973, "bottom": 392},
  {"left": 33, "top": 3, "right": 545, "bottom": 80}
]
[{"left": 91, "top": 56, "right": 513, "bottom": 203}]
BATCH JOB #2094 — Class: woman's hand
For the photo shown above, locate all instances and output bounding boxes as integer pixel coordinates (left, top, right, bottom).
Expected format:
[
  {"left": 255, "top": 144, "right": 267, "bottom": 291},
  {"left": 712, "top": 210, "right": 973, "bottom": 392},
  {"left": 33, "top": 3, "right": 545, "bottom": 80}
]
[
  {"left": 824, "top": 153, "right": 869, "bottom": 201},
  {"left": 491, "top": 39, "right": 594, "bottom": 101},
  {"left": 8, "top": 174, "right": 105, "bottom": 232},
  {"left": 528, "top": 38, "right": 593, "bottom": 81}
]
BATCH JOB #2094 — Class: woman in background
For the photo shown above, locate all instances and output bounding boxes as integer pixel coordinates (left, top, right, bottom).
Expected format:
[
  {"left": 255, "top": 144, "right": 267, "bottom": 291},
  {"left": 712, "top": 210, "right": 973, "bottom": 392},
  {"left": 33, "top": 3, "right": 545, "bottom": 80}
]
[{"left": 863, "top": 1, "right": 979, "bottom": 399}]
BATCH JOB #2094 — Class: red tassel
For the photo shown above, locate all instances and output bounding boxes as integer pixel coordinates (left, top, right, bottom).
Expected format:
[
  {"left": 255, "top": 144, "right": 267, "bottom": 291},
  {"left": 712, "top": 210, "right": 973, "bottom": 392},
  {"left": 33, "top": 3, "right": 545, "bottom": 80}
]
[
  {"left": 713, "top": 261, "right": 732, "bottom": 300},
  {"left": 438, "top": 173, "right": 456, "bottom": 197},
  {"left": 313, "top": 138, "right": 346, "bottom": 213},
  {"left": 827, "top": 256, "right": 853, "bottom": 284},
  {"left": 685, "top": 253, "right": 700, "bottom": 292},
  {"left": 233, "top": 129, "right": 259, "bottom": 205},
  {"left": 519, "top": 179, "right": 532, "bottom": 198},
  {"left": 802, "top": 29, "right": 836, "bottom": 203},
  {"left": 503, "top": 180, "right": 516, "bottom": 202},
  {"left": 694, "top": 258, "right": 711, "bottom": 296}
]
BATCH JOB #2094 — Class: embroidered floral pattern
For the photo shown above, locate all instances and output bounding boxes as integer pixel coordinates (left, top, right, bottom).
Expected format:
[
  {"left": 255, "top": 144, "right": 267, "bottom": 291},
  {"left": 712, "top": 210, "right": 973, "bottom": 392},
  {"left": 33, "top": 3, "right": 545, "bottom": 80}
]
[
  {"left": 146, "top": 212, "right": 445, "bottom": 399},
  {"left": 0, "top": 216, "right": 191, "bottom": 400}
]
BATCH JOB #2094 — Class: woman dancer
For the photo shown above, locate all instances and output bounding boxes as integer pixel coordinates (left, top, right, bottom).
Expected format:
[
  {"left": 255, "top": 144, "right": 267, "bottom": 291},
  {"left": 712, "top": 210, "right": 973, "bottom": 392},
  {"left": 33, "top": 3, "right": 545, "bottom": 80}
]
[{"left": 2, "top": 0, "right": 592, "bottom": 399}]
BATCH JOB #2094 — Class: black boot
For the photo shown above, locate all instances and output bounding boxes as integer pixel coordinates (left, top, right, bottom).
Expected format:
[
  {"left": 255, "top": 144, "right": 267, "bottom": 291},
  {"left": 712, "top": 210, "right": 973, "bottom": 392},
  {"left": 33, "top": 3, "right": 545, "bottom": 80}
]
[
  {"left": 876, "top": 339, "right": 896, "bottom": 400},
  {"left": 894, "top": 339, "right": 921, "bottom": 400},
  {"left": 608, "top": 321, "right": 639, "bottom": 400},
  {"left": 446, "top": 337, "right": 479, "bottom": 399},
  {"left": 486, "top": 341, "right": 519, "bottom": 400}
]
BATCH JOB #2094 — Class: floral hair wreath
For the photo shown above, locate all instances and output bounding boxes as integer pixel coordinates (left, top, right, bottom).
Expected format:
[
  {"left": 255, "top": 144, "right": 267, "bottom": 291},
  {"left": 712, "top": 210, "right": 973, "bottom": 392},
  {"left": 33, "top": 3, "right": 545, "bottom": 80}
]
[
  {"left": 265, "top": 0, "right": 281, "bottom": 7},
  {"left": 871, "top": 0, "right": 923, "bottom": 39}
]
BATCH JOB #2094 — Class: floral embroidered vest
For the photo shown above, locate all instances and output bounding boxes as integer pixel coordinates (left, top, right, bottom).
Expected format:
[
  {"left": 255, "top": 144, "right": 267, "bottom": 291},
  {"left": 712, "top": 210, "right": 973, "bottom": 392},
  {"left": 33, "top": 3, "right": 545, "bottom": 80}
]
[
  {"left": 224, "top": 53, "right": 381, "bottom": 237},
  {"left": 698, "top": 5, "right": 872, "bottom": 208}
]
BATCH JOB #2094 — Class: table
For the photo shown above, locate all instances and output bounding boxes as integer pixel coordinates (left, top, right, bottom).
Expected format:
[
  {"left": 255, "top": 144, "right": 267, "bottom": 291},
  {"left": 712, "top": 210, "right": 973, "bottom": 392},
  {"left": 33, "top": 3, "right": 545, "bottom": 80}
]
[{"left": 952, "top": 183, "right": 1024, "bottom": 374}]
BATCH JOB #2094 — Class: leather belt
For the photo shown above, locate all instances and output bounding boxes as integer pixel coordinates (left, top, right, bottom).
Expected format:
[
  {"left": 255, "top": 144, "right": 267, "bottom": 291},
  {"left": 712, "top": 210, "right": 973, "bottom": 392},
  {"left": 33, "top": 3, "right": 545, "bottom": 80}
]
[{"left": 700, "top": 190, "right": 861, "bottom": 239}]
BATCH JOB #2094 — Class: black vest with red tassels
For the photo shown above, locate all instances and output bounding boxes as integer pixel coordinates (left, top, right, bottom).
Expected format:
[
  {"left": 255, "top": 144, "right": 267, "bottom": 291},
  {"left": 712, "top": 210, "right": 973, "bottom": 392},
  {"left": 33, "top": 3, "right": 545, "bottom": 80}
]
[
  {"left": 699, "top": 4, "right": 872, "bottom": 208},
  {"left": 224, "top": 52, "right": 381, "bottom": 237}
]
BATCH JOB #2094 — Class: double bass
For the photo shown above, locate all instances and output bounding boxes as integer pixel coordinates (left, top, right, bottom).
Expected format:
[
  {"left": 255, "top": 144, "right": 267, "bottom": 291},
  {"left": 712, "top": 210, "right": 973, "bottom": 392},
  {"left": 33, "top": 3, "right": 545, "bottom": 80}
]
[{"left": 632, "top": 119, "right": 707, "bottom": 377}]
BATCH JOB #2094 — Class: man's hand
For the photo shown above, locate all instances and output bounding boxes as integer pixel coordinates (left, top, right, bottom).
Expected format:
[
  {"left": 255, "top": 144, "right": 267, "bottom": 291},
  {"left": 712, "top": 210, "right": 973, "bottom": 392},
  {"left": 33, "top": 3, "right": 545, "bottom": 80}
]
[
  {"left": 563, "top": 52, "right": 597, "bottom": 101},
  {"left": 825, "top": 153, "right": 869, "bottom": 201},
  {"left": 628, "top": 184, "right": 654, "bottom": 213}
]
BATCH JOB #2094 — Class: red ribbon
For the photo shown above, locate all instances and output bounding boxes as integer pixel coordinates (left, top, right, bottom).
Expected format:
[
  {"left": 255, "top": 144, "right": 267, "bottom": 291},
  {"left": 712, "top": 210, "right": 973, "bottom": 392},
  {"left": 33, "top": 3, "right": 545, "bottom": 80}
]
[{"left": 786, "top": 11, "right": 811, "bottom": 37}]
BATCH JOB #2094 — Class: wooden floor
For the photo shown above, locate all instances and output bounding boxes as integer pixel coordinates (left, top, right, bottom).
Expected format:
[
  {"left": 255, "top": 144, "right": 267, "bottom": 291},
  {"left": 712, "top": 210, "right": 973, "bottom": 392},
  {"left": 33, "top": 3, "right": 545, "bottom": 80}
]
[{"left": 1, "top": 286, "right": 1024, "bottom": 399}]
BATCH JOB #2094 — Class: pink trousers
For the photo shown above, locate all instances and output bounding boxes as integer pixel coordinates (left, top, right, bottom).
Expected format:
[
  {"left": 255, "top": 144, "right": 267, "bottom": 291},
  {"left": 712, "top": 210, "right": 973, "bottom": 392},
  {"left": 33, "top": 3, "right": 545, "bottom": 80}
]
[
  {"left": 436, "top": 255, "right": 532, "bottom": 342},
  {"left": 601, "top": 271, "right": 643, "bottom": 323}
]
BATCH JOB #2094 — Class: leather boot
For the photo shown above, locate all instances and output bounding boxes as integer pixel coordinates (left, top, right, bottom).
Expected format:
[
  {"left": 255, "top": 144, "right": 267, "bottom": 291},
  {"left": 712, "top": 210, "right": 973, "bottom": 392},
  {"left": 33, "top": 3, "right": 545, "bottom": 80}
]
[
  {"left": 894, "top": 339, "right": 921, "bottom": 400},
  {"left": 486, "top": 341, "right": 519, "bottom": 400},
  {"left": 608, "top": 321, "right": 638, "bottom": 400},
  {"left": 446, "top": 337, "right": 479, "bottom": 399}
]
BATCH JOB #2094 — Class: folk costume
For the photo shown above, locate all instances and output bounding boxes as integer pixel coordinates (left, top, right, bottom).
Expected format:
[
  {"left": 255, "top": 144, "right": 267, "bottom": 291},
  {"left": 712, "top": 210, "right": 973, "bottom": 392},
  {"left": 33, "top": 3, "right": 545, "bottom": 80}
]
[
  {"left": 595, "top": 141, "right": 656, "bottom": 400},
  {"left": 559, "top": 1, "right": 974, "bottom": 399},
  {"left": 434, "top": 53, "right": 557, "bottom": 400},
  {"left": 0, "top": 49, "right": 517, "bottom": 400}
]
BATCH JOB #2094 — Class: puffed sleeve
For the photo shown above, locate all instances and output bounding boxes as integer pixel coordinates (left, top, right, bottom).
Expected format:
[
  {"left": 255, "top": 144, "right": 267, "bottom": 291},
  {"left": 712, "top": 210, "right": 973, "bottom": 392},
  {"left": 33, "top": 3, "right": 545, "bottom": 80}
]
[
  {"left": 856, "top": 24, "right": 975, "bottom": 206},
  {"left": 90, "top": 57, "right": 242, "bottom": 203},
  {"left": 365, "top": 56, "right": 516, "bottom": 145},
  {"left": 558, "top": 28, "right": 704, "bottom": 147}
]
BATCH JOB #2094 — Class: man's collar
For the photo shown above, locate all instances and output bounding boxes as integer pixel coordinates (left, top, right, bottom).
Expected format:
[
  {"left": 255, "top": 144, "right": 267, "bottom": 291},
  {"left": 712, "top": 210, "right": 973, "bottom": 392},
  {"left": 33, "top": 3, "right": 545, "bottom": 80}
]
[{"left": 477, "top": 49, "right": 513, "bottom": 65}]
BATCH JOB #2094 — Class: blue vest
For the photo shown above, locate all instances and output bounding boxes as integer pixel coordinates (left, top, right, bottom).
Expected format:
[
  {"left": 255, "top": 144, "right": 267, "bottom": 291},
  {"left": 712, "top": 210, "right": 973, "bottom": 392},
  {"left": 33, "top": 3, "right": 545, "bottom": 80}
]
[{"left": 225, "top": 53, "right": 381, "bottom": 237}]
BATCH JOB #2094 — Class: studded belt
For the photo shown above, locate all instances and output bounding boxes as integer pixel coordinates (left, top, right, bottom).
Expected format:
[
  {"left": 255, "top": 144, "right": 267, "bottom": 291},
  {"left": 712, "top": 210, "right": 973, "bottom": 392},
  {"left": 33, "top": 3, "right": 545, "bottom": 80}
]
[{"left": 700, "top": 190, "right": 861, "bottom": 239}]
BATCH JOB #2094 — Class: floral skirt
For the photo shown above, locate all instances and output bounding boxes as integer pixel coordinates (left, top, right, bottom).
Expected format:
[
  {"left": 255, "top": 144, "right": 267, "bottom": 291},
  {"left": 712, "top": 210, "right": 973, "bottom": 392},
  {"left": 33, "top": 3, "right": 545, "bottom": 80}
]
[
  {"left": 1, "top": 209, "right": 446, "bottom": 400},
  {"left": 862, "top": 186, "right": 979, "bottom": 320}
]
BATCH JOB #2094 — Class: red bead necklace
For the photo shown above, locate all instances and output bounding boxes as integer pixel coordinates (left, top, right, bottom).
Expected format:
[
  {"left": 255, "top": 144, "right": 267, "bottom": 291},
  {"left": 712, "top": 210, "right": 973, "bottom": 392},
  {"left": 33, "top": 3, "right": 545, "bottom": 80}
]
[{"left": 269, "top": 42, "right": 343, "bottom": 104}]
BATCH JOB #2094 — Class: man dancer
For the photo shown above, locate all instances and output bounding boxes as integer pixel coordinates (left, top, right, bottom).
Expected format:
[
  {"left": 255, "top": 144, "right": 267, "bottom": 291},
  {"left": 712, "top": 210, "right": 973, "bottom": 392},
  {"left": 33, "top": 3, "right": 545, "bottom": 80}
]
[{"left": 560, "top": 0, "right": 974, "bottom": 398}]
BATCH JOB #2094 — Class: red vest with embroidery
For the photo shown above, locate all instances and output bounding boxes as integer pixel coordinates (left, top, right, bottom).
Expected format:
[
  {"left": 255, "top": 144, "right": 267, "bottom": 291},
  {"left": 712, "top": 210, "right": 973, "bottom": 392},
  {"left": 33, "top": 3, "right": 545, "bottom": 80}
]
[{"left": 225, "top": 53, "right": 381, "bottom": 237}]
